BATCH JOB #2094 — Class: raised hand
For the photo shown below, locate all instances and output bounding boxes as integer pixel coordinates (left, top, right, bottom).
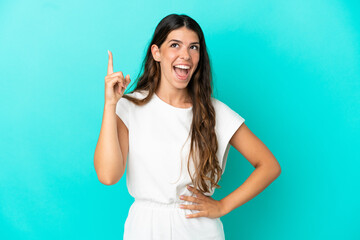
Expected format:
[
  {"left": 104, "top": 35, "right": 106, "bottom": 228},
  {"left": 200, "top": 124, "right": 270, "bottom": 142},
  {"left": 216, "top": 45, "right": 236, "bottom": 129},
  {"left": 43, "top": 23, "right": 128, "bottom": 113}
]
[{"left": 104, "top": 50, "right": 131, "bottom": 105}]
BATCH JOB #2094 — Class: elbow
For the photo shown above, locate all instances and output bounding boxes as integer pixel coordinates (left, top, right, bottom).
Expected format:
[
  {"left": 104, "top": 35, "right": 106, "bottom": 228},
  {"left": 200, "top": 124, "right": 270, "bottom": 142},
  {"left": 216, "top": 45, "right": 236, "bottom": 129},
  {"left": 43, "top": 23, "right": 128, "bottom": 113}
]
[
  {"left": 276, "top": 166, "right": 281, "bottom": 177},
  {"left": 270, "top": 160, "right": 281, "bottom": 176},
  {"left": 261, "top": 161, "right": 281, "bottom": 177},
  {"left": 273, "top": 162, "right": 281, "bottom": 177},
  {"left": 94, "top": 158, "right": 124, "bottom": 186},
  {"left": 97, "top": 172, "right": 123, "bottom": 186},
  {"left": 102, "top": 181, "right": 116, "bottom": 186},
  {"left": 98, "top": 177, "right": 118, "bottom": 186}
]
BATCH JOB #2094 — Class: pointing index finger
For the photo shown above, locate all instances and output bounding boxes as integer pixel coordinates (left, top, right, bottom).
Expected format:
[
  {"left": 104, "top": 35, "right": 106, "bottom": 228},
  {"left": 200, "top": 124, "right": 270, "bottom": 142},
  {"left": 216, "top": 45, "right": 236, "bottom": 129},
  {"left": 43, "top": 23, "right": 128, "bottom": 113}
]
[{"left": 107, "top": 50, "right": 113, "bottom": 75}]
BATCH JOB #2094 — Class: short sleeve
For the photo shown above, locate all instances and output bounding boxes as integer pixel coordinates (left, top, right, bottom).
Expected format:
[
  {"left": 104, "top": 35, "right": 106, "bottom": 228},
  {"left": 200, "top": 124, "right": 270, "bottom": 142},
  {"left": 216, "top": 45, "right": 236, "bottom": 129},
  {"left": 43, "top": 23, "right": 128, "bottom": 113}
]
[
  {"left": 212, "top": 98, "right": 245, "bottom": 175},
  {"left": 115, "top": 96, "right": 130, "bottom": 129}
]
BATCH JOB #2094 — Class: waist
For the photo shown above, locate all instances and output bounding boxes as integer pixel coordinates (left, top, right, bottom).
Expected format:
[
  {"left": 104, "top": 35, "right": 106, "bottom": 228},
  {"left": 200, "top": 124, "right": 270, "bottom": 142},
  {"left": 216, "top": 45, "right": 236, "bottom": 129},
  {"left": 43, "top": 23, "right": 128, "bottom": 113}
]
[{"left": 133, "top": 198, "right": 184, "bottom": 209}]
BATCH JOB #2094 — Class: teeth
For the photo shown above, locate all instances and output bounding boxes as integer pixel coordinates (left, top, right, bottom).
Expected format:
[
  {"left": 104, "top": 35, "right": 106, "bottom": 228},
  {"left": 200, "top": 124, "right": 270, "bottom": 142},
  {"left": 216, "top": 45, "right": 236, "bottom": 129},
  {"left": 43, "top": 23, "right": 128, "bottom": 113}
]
[{"left": 174, "top": 65, "right": 190, "bottom": 69}]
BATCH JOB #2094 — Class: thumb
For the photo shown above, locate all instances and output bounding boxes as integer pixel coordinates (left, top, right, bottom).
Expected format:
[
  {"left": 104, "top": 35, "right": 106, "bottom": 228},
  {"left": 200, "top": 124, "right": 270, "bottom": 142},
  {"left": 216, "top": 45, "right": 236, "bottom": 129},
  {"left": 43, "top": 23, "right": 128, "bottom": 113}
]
[{"left": 125, "top": 74, "right": 131, "bottom": 84}]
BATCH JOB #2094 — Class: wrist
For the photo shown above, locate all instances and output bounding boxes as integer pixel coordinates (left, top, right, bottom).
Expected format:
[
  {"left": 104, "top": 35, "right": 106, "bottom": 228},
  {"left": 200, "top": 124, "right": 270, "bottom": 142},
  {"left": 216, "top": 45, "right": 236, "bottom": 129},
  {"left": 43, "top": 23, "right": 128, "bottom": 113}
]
[{"left": 105, "top": 102, "right": 117, "bottom": 108}]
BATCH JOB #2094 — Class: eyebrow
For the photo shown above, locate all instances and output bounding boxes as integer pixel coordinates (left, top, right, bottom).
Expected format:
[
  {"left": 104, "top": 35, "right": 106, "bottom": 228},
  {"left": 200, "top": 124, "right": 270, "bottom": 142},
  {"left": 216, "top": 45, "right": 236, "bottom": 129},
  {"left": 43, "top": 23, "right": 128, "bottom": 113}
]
[{"left": 168, "top": 39, "right": 200, "bottom": 45}]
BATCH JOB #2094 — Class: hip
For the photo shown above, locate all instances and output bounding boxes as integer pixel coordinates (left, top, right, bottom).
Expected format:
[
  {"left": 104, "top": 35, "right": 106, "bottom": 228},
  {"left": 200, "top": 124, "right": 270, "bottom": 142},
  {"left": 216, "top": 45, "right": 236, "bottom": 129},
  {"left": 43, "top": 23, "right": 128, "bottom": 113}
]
[{"left": 123, "top": 198, "right": 225, "bottom": 240}]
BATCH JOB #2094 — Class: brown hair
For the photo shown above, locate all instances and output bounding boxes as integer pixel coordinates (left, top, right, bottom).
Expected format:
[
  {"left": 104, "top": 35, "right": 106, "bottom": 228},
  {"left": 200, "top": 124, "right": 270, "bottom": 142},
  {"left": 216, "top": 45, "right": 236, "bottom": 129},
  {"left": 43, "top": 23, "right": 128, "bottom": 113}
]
[{"left": 123, "top": 14, "right": 221, "bottom": 195}]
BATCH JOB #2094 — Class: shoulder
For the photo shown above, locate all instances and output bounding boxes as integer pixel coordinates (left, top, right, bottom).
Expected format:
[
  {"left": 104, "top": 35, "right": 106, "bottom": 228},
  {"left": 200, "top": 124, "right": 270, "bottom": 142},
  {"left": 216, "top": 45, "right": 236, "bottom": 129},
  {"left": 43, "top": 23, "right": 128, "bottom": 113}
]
[
  {"left": 126, "top": 89, "right": 148, "bottom": 100},
  {"left": 211, "top": 97, "right": 234, "bottom": 114},
  {"left": 211, "top": 96, "right": 245, "bottom": 124}
]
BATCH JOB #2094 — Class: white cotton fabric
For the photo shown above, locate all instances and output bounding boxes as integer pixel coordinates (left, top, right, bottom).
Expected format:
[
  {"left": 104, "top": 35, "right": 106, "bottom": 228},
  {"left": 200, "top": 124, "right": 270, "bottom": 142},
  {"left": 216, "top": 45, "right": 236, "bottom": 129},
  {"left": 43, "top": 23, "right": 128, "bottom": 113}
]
[{"left": 115, "top": 89, "right": 245, "bottom": 240}]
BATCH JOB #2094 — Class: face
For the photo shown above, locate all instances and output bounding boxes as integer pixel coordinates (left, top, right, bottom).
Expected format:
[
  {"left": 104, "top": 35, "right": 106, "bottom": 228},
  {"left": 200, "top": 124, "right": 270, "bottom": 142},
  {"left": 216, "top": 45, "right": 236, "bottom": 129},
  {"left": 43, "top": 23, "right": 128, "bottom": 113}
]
[{"left": 151, "top": 27, "right": 200, "bottom": 90}]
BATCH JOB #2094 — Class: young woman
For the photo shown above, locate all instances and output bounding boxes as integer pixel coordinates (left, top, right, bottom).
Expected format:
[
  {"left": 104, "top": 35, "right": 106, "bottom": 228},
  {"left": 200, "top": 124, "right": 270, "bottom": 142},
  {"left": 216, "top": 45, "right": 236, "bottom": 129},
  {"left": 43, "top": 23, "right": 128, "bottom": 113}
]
[{"left": 94, "top": 14, "right": 281, "bottom": 240}]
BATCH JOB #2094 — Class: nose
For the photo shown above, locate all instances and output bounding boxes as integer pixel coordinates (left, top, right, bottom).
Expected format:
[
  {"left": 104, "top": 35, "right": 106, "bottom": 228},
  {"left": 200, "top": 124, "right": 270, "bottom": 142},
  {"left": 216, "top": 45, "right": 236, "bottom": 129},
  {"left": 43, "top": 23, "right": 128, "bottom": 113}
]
[{"left": 180, "top": 48, "right": 191, "bottom": 60}]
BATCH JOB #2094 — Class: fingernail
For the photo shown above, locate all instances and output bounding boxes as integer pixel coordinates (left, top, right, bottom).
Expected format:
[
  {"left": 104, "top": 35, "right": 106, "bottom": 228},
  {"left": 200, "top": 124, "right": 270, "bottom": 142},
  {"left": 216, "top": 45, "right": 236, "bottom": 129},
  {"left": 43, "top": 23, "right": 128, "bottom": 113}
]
[
  {"left": 180, "top": 196, "right": 184, "bottom": 199},
  {"left": 108, "top": 50, "right": 110, "bottom": 55}
]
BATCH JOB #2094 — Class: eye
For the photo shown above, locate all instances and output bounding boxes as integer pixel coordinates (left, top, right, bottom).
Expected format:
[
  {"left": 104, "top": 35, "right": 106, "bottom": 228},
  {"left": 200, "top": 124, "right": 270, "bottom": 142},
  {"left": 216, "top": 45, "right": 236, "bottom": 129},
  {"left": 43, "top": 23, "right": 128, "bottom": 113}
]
[
  {"left": 170, "top": 43, "right": 179, "bottom": 48},
  {"left": 191, "top": 45, "right": 199, "bottom": 50}
]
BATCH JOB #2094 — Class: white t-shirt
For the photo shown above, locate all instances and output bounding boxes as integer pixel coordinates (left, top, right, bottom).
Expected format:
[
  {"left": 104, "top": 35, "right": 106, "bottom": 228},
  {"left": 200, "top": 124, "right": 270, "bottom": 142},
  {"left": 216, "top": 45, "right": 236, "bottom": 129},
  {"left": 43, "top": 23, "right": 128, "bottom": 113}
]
[{"left": 116, "top": 89, "right": 245, "bottom": 204}]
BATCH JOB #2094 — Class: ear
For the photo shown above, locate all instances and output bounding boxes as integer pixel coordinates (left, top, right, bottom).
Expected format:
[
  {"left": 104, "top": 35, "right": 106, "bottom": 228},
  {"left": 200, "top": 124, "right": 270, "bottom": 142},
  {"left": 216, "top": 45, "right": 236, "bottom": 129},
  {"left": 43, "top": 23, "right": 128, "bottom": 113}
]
[{"left": 151, "top": 44, "right": 161, "bottom": 62}]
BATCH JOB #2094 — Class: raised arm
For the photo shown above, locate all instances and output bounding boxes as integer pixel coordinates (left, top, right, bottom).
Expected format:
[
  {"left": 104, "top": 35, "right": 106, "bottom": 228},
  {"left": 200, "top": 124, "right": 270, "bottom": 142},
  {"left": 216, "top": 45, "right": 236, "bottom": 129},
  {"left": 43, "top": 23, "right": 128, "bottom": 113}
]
[{"left": 93, "top": 50, "right": 131, "bottom": 185}]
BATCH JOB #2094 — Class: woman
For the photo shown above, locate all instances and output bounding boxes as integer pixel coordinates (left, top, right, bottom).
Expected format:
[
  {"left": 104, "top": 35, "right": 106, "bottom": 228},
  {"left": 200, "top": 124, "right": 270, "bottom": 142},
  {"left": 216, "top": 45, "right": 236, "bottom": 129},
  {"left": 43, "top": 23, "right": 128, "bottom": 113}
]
[{"left": 94, "top": 14, "right": 281, "bottom": 240}]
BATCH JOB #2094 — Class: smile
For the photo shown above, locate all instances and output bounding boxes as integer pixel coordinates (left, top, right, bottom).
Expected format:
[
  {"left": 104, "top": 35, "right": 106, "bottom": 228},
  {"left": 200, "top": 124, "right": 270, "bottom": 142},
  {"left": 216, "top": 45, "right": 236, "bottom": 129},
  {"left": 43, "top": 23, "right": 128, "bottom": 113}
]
[{"left": 173, "top": 66, "right": 190, "bottom": 80}]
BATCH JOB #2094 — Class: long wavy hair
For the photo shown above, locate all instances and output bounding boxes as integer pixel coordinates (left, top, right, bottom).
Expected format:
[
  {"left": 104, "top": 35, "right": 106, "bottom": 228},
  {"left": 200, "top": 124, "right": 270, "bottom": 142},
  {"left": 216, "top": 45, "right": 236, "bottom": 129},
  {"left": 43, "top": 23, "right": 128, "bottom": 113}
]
[{"left": 123, "top": 14, "right": 221, "bottom": 195}]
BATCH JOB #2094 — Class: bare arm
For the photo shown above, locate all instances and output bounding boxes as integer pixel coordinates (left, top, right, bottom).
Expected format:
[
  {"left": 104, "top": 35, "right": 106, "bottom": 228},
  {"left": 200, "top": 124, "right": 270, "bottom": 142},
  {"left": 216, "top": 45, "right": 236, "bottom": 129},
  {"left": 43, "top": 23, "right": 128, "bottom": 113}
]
[
  {"left": 220, "top": 123, "right": 281, "bottom": 215},
  {"left": 93, "top": 103, "right": 127, "bottom": 185},
  {"left": 94, "top": 50, "right": 130, "bottom": 185}
]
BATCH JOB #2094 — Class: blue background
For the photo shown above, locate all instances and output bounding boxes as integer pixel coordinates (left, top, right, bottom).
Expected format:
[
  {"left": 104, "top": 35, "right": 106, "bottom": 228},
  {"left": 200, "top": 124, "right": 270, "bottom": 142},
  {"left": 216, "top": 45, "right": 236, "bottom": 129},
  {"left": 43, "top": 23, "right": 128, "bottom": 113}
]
[{"left": 1, "top": 0, "right": 359, "bottom": 239}]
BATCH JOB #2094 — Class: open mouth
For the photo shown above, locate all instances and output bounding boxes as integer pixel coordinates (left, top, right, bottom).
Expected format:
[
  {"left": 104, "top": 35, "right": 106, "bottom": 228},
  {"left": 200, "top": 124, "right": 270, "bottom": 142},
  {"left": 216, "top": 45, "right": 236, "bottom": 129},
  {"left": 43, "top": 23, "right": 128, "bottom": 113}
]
[{"left": 173, "top": 66, "right": 190, "bottom": 80}]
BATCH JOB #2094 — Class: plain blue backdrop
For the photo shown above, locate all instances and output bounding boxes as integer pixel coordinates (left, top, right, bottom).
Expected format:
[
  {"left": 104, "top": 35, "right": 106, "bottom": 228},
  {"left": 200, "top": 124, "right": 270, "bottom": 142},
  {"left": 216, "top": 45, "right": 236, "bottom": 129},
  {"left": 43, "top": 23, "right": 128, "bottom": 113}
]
[{"left": 1, "top": 0, "right": 359, "bottom": 239}]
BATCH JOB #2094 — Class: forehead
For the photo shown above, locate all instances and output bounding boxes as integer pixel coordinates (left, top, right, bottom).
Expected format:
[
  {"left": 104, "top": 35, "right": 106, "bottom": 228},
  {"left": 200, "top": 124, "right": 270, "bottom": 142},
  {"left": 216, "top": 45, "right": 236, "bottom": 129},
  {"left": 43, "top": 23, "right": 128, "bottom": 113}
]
[{"left": 166, "top": 27, "right": 199, "bottom": 43}]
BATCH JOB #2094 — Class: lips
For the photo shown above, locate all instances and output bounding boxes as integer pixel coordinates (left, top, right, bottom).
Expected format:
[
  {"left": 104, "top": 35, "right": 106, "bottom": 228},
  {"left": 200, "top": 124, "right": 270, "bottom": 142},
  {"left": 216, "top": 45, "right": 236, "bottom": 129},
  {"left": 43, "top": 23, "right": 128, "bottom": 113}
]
[{"left": 173, "top": 66, "right": 190, "bottom": 80}]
